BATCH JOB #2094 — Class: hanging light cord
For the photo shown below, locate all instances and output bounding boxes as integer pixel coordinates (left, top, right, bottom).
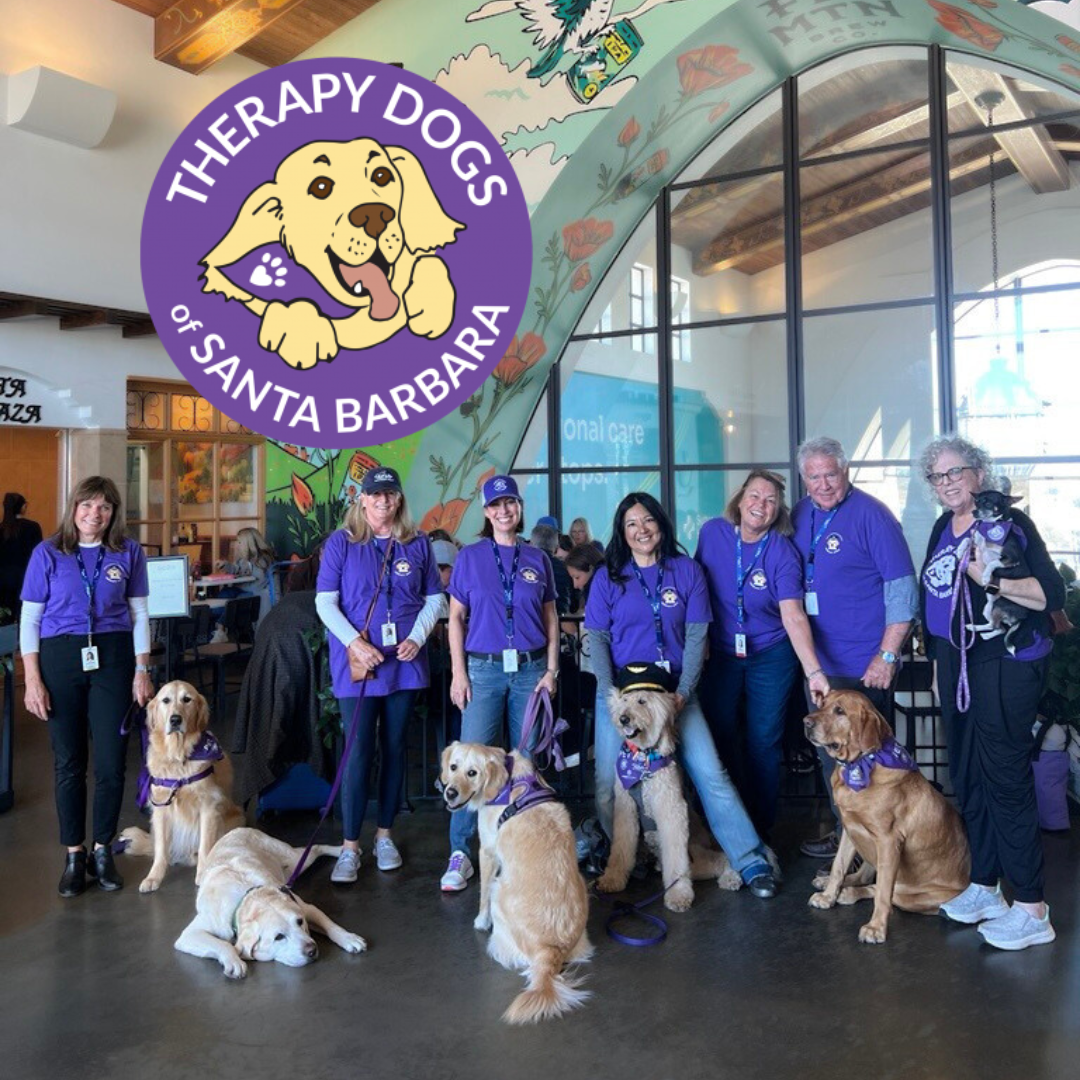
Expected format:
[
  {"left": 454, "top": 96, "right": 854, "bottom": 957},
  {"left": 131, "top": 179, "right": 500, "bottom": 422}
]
[{"left": 987, "top": 103, "right": 1001, "bottom": 358}]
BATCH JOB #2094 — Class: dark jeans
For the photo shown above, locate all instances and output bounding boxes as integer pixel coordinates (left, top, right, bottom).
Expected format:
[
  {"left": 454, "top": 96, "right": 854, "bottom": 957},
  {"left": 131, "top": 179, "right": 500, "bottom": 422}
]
[
  {"left": 805, "top": 677, "right": 893, "bottom": 827},
  {"left": 40, "top": 632, "right": 134, "bottom": 847},
  {"left": 936, "top": 644, "right": 1048, "bottom": 903},
  {"left": 337, "top": 689, "right": 417, "bottom": 841},
  {"left": 701, "top": 639, "right": 799, "bottom": 836}
]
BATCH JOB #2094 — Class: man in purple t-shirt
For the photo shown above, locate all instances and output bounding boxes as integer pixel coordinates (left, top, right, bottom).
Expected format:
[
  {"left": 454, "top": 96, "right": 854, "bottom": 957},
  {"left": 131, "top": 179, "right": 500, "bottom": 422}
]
[{"left": 791, "top": 437, "right": 917, "bottom": 858}]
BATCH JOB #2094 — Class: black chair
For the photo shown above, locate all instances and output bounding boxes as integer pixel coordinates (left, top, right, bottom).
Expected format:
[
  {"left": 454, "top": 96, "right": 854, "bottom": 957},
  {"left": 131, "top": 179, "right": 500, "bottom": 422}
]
[
  {"left": 198, "top": 596, "right": 261, "bottom": 716},
  {"left": 176, "top": 604, "right": 216, "bottom": 691}
]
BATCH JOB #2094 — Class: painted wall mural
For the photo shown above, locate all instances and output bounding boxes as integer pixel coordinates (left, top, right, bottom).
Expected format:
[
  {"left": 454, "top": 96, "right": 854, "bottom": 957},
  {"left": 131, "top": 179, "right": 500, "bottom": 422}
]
[{"left": 264, "top": 0, "right": 1079, "bottom": 556}]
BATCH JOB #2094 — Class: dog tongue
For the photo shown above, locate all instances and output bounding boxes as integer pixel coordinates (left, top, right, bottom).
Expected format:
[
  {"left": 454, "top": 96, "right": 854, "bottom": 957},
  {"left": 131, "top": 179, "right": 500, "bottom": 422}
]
[{"left": 339, "top": 261, "right": 399, "bottom": 321}]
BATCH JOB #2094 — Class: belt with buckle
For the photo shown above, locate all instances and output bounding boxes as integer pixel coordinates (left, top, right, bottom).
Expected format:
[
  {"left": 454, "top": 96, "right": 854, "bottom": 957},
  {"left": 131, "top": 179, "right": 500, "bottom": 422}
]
[{"left": 467, "top": 646, "right": 547, "bottom": 664}]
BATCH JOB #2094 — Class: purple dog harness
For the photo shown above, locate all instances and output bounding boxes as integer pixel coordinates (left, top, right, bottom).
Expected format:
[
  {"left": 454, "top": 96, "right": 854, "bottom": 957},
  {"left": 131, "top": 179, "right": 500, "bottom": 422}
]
[
  {"left": 839, "top": 737, "right": 919, "bottom": 792},
  {"left": 140, "top": 730, "right": 225, "bottom": 809},
  {"left": 486, "top": 755, "right": 557, "bottom": 828},
  {"left": 616, "top": 742, "right": 675, "bottom": 790}
]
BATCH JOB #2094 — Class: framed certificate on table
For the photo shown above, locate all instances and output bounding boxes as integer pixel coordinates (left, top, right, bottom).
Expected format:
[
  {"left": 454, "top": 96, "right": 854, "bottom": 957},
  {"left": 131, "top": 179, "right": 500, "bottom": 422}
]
[{"left": 147, "top": 555, "right": 192, "bottom": 620}]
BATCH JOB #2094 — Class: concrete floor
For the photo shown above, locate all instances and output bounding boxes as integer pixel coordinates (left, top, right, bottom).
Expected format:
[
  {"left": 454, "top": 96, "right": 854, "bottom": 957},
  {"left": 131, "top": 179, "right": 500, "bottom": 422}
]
[{"left": 2, "top": 695, "right": 1079, "bottom": 1080}]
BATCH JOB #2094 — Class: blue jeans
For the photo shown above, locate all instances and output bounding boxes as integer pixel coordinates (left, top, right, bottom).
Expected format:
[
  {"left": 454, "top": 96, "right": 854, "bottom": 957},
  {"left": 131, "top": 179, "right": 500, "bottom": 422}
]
[
  {"left": 594, "top": 686, "right": 770, "bottom": 881},
  {"left": 701, "top": 639, "right": 799, "bottom": 836},
  {"left": 448, "top": 654, "right": 545, "bottom": 854},
  {"left": 338, "top": 690, "right": 416, "bottom": 841}
]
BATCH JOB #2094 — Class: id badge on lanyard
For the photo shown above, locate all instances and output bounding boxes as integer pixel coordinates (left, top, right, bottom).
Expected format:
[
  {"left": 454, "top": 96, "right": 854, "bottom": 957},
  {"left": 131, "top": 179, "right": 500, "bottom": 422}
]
[
  {"left": 491, "top": 540, "right": 522, "bottom": 673},
  {"left": 377, "top": 538, "right": 398, "bottom": 647},
  {"left": 80, "top": 546, "right": 106, "bottom": 673},
  {"left": 805, "top": 504, "right": 839, "bottom": 619},
  {"left": 82, "top": 645, "right": 100, "bottom": 671},
  {"left": 502, "top": 648, "right": 519, "bottom": 673},
  {"left": 735, "top": 533, "right": 769, "bottom": 660},
  {"left": 805, "top": 592, "right": 820, "bottom": 616}
]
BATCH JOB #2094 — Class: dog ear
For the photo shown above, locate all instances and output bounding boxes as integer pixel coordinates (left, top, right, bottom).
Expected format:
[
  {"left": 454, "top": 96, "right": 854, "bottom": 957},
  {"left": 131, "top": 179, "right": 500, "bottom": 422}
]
[
  {"left": 235, "top": 920, "right": 260, "bottom": 960},
  {"left": 850, "top": 694, "right": 891, "bottom": 755},
  {"left": 1008, "top": 494, "right": 1023, "bottom": 505},
  {"left": 200, "top": 181, "right": 284, "bottom": 287},
  {"left": 387, "top": 146, "right": 465, "bottom": 253},
  {"left": 193, "top": 687, "right": 210, "bottom": 733},
  {"left": 146, "top": 687, "right": 166, "bottom": 732}
]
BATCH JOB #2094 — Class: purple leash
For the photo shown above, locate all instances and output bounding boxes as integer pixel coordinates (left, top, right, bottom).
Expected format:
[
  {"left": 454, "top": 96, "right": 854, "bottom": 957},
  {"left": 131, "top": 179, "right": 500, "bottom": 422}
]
[
  {"left": 516, "top": 687, "right": 569, "bottom": 771},
  {"left": 949, "top": 540, "right": 976, "bottom": 713},
  {"left": 286, "top": 679, "right": 370, "bottom": 887}
]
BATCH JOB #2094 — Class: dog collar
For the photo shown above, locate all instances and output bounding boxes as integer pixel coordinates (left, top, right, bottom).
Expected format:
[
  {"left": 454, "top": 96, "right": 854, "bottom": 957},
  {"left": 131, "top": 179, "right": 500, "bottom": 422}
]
[
  {"left": 138, "top": 729, "right": 226, "bottom": 810},
  {"left": 229, "top": 884, "right": 297, "bottom": 940},
  {"left": 839, "top": 737, "right": 918, "bottom": 792},
  {"left": 486, "top": 756, "right": 557, "bottom": 828},
  {"left": 617, "top": 743, "right": 674, "bottom": 790}
]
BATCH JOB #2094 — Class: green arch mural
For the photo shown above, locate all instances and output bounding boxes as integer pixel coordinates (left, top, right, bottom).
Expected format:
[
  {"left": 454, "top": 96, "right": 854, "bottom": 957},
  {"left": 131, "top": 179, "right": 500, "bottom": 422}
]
[{"left": 268, "top": 0, "right": 1079, "bottom": 552}]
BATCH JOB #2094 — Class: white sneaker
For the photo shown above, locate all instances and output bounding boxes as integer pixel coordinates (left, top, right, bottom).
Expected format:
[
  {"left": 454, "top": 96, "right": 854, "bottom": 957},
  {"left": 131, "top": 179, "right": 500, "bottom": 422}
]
[
  {"left": 330, "top": 848, "right": 361, "bottom": 884},
  {"left": 939, "top": 882, "right": 1009, "bottom": 924},
  {"left": 978, "top": 905, "right": 1056, "bottom": 951},
  {"left": 374, "top": 837, "right": 402, "bottom": 872},
  {"left": 440, "top": 851, "right": 473, "bottom": 892}
]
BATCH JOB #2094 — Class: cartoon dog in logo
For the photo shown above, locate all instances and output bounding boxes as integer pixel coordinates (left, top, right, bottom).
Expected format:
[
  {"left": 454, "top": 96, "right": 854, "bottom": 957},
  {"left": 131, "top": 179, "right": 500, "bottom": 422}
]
[{"left": 199, "top": 138, "right": 464, "bottom": 370}]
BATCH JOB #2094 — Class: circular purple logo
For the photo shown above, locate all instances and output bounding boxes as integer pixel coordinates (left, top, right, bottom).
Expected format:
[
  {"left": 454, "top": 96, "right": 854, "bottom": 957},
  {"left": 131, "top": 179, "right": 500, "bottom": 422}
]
[{"left": 141, "top": 59, "right": 531, "bottom": 447}]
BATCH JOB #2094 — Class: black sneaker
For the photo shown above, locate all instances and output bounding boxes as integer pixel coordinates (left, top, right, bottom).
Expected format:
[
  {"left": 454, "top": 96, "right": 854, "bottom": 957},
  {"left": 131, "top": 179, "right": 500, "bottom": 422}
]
[
  {"left": 90, "top": 844, "right": 124, "bottom": 891},
  {"left": 59, "top": 849, "right": 88, "bottom": 898},
  {"left": 800, "top": 829, "right": 841, "bottom": 858},
  {"left": 748, "top": 872, "right": 777, "bottom": 899}
]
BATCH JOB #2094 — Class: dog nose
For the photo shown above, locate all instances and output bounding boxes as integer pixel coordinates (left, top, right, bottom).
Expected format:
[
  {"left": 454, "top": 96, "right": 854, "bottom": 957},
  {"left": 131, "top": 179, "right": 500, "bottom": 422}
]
[
  {"left": 304, "top": 941, "right": 318, "bottom": 960},
  {"left": 348, "top": 202, "right": 395, "bottom": 239},
  {"left": 168, "top": 714, "right": 183, "bottom": 729},
  {"left": 803, "top": 717, "right": 814, "bottom": 730},
  {"left": 445, "top": 786, "right": 458, "bottom": 801}
]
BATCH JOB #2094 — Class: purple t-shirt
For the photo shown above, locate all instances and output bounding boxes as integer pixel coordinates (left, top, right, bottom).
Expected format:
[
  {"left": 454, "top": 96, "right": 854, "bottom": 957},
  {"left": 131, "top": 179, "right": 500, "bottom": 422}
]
[
  {"left": 791, "top": 487, "right": 914, "bottom": 678},
  {"left": 694, "top": 518, "right": 803, "bottom": 657},
  {"left": 448, "top": 539, "right": 556, "bottom": 654},
  {"left": 584, "top": 555, "right": 712, "bottom": 674},
  {"left": 317, "top": 529, "right": 442, "bottom": 698},
  {"left": 922, "top": 519, "right": 1051, "bottom": 662},
  {"left": 21, "top": 538, "right": 149, "bottom": 639}
]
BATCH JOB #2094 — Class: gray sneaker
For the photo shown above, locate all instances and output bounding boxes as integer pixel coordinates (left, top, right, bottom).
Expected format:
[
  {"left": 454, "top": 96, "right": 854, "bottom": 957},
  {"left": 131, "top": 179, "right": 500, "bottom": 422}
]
[
  {"left": 939, "top": 882, "right": 1009, "bottom": 924},
  {"left": 330, "top": 848, "right": 361, "bottom": 884},
  {"left": 978, "top": 905, "right": 1056, "bottom": 951},
  {"left": 374, "top": 837, "right": 403, "bottom": 872},
  {"left": 440, "top": 851, "right": 474, "bottom": 892}
]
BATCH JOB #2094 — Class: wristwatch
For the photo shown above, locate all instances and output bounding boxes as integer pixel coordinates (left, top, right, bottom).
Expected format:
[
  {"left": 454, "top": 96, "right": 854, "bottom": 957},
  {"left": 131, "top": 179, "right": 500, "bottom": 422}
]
[
  {"left": 880, "top": 651, "right": 898, "bottom": 664},
  {"left": 135, "top": 664, "right": 153, "bottom": 674}
]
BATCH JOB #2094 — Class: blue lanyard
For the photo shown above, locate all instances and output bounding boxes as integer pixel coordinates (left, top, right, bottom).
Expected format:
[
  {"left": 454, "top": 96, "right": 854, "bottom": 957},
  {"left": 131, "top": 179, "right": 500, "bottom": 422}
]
[
  {"left": 374, "top": 537, "right": 396, "bottom": 619},
  {"left": 735, "top": 533, "right": 770, "bottom": 626},
  {"left": 78, "top": 545, "right": 107, "bottom": 638},
  {"left": 805, "top": 504, "right": 842, "bottom": 587},
  {"left": 490, "top": 539, "right": 521, "bottom": 644},
  {"left": 630, "top": 558, "right": 667, "bottom": 662}
]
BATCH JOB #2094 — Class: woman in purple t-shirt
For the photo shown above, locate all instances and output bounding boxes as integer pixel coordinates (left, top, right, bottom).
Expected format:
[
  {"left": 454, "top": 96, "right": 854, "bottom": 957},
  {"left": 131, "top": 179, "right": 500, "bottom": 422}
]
[
  {"left": 695, "top": 470, "right": 829, "bottom": 837},
  {"left": 20, "top": 476, "right": 153, "bottom": 898},
  {"left": 585, "top": 492, "right": 778, "bottom": 898},
  {"left": 315, "top": 467, "right": 445, "bottom": 884},
  {"left": 919, "top": 436, "right": 1065, "bottom": 950}
]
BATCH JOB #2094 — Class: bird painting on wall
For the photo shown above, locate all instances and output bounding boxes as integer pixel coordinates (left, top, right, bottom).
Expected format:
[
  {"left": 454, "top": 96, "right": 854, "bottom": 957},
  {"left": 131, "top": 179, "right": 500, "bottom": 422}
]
[{"left": 519, "top": 0, "right": 617, "bottom": 78}]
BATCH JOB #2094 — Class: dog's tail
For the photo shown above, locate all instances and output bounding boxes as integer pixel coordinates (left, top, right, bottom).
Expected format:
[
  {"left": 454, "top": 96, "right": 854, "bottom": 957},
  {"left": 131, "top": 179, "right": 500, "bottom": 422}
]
[
  {"left": 503, "top": 948, "right": 590, "bottom": 1025},
  {"left": 117, "top": 826, "right": 152, "bottom": 858}
]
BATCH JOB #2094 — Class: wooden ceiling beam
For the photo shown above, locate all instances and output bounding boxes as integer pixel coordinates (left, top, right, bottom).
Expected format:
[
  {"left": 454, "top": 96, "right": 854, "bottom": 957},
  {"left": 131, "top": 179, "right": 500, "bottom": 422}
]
[
  {"left": 60, "top": 310, "right": 109, "bottom": 331},
  {"left": 0, "top": 300, "right": 46, "bottom": 320}
]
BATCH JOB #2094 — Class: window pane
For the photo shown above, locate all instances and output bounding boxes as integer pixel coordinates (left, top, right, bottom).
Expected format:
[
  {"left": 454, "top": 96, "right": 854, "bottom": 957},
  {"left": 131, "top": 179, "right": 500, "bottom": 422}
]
[
  {"left": 577, "top": 211, "right": 657, "bottom": 335},
  {"left": 126, "top": 442, "right": 165, "bottom": 521},
  {"left": 512, "top": 473, "right": 549, "bottom": 526},
  {"left": 800, "top": 146, "right": 934, "bottom": 308},
  {"left": 947, "top": 54, "right": 1080, "bottom": 134},
  {"left": 674, "top": 468, "right": 792, "bottom": 551},
  {"left": 677, "top": 90, "right": 783, "bottom": 182},
  {"left": 802, "top": 306, "right": 937, "bottom": 461},
  {"left": 514, "top": 388, "right": 549, "bottom": 471},
  {"left": 998, "top": 463, "right": 1080, "bottom": 575},
  {"left": 670, "top": 173, "right": 785, "bottom": 318},
  {"left": 559, "top": 336, "right": 660, "bottom": 468},
  {"left": 173, "top": 441, "right": 216, "bottom": 521},
  {"left": 799, "top": 49, "right": 929, "bottom": 159},
  {"left": 219, "top": 444, "right": 258, "bottom": 517},
  {"left": 561, "top": 470, "right": 660, "bottom": 547},
  {"left": 673, "top": 321, "right": 789, "bottom": 465},
  {"left": 949, "top": 128, "right": 1080, "bottom": 295},
  {"left": 848, "top": 463, "right": 930, "bottom": 568},
  {"left": 127, "top": 522, "right": 165, "bottom": 555},
  {"left": 126, "top": 387, "right": 166, "bottom": 432},
  {"left": 170, "top": 393, "right": 214, "bottom": 434},
  {"left": 954, "top": 284, "right": 1080, "bottom": 458}
]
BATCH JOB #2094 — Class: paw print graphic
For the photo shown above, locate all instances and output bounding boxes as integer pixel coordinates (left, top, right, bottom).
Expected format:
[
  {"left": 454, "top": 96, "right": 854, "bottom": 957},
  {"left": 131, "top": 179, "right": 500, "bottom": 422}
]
[{"left": 250, "top": 253, "right": 288, "bottom": 289}]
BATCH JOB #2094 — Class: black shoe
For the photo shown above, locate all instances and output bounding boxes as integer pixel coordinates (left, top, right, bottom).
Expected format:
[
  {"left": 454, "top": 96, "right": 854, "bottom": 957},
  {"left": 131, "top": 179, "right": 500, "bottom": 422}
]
[
  {"left": 90, "top": 844, "right": 124, "bottom": 891},
  {"left": 748, "top": 872, "right": 777, "bottom": 899},
  {"left": 800, "top": 829, "right": 840, "bottom": 858},
  {"left": 59, "top": 850, "right": 88, "bottom": 898}
]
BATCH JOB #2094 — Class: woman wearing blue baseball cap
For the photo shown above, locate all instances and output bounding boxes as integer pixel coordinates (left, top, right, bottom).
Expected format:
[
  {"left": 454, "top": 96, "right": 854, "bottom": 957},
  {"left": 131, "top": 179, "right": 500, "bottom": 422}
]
[{"left": 440, "top": 474, "right": 560, "bottom": 892}]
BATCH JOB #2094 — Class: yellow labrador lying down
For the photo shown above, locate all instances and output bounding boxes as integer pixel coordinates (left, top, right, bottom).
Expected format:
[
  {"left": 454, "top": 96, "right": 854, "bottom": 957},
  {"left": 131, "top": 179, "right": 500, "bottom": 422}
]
[
  {"left": 175, "top": 828, "right": 366, "bottom": 978},
  {"left": 441, "top": 743, "right": 592, "bottom": 1024}
]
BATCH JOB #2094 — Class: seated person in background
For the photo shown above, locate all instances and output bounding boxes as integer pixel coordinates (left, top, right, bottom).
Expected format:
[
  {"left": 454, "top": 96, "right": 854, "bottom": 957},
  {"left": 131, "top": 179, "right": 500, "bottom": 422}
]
[
  {"left": 556, "top": 534, "right": 574, "bottom": 561},
  {"left": 530, "top": 523, "right": 572, "bottom": 615},
  {"left": 429, "top": 538, "right": 460, "bottom": 743},
  {"left": 216, "top": 526, "right": 277, "bottom": 620},
  {"left": 570, "top": 516, "right": 605, "bottom": 555}
]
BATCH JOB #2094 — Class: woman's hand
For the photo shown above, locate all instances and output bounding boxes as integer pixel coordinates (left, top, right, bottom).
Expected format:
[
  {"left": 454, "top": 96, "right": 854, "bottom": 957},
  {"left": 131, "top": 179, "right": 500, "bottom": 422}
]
[
  {"left": 133, "top": 671, "right": 155, "bottom": 707},
  {"left": 396, "top": 638, "right": 421, "bottom": 663},
  {"left": 673, "top": 692, "right": 687, "bottom": 715},
  {"left": 348, "top": 636, "right": 385, "bottom": 672},
  {"left": 808, "top": 670, "right": 830, "bottom": 707},
  {"left": 24, "top": 675, "right": 51, "bottom": 721},
  {"left": 535, "top": 669, "right": 558, "bottom": 697},
  {"left": 451, "top": 672, "right": 472, "bottom": 710}
]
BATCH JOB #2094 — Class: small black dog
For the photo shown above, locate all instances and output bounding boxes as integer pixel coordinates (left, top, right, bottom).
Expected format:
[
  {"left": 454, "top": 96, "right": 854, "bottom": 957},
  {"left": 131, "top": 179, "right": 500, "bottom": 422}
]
[{"left": 968, "top": 490, "right": 1032, "bottom": 653}]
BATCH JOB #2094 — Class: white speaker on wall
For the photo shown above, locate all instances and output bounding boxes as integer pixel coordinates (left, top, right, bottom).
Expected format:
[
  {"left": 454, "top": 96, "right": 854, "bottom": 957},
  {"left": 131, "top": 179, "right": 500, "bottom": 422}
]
[{"left": 4, "top": 66, "right": 117, "bottom": 149}]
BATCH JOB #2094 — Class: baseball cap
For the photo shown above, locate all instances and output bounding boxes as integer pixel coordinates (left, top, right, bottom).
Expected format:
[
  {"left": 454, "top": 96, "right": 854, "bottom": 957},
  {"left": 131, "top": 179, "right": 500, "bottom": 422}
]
[
  {"left": 361, "top": 467, "right": 402, "bottom": 495},
  {"left": 481, "top": 474, "right": 522, "bottom": 507},
  {"left": 536, "top": 515, "right": 559, "bottom": 530},
  {"left": 615, "top": 662, "right": 676, "bottom": 694},
  {"left": 431, "top": 539, "right": 458, "bottom": 568}
]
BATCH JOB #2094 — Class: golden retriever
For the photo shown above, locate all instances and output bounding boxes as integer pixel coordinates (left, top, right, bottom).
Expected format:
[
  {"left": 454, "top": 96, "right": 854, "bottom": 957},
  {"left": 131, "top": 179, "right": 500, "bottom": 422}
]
[
  {"left": 119, "top": 680, "right": 243, "bottom": 893},
  {"left": 596, "top": 684, "right": 742, "bottom": 910},
  {"left": 440, "top": 742, "right": 592, "bottom": 1024},
  {"left": 174, "top": 828, "right": 366, "bottom": 979},
  {"left": 200, "top": 137, "right": 464, "bottom": 369},
  {"left": 804, "top": 690, "right": 970, "bottom": 943}
]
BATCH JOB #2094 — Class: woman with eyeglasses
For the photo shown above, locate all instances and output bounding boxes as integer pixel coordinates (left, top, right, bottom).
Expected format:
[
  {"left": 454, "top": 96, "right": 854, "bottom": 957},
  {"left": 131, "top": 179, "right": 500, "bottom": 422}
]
[
  {"left": 585, "top": 492, "right": 777, "bottom": 898},
  {"left": 918, "top": 436, "right": 1065, "bottom": 950}
]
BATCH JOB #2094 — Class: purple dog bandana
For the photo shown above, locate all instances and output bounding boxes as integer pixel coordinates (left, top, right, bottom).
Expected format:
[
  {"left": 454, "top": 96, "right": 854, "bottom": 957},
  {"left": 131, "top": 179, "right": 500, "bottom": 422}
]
[
  {"left": 616, "top": 743, "right": 675, "bottom": 790},
  {"left": 839, "top": 737, "right": 918, "bottom": 792},
  {"left": 138, "top": 729, "right": 225, "bottom": 811}
]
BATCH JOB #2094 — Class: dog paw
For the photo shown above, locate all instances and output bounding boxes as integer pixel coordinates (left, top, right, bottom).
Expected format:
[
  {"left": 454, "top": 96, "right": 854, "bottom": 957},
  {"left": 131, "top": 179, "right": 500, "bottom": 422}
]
[
  {"left": 808, "top": 891, "right": 835, "bottom": 910},
  {"left": 858, "top": 922, "right": 887, "bottom": 945},
  {"left": 250, "top": 253, "right": 288, "bottom": 289},
  {"left": 139, "top": 876, "right": 162, "bottom": 894},
  {"left": 404, "top": 257, "right": 454, "bottom": 339},
  {"left": 340, "top": 933, "right": 367, "bottom": 954},
  {"left": 259, "top": 300, "right": 338, "bottom": 370},
  {"left": 222, "top": 957, "right": 248, "bottom": 979},
  {"left": 716, "top": 868, "right": 743, "bottom": 892},
  {"left": 473, "top": 913, "right": 493, "bottom": 932},
  {"left": 664, "top": 880, "right": 694, "bottom": 912},
  {"left": 811, "top": 868, "right": 830, "bottom": 891},
  {"left": 595, "top": 872, "right": 626, "bottom": 894}
]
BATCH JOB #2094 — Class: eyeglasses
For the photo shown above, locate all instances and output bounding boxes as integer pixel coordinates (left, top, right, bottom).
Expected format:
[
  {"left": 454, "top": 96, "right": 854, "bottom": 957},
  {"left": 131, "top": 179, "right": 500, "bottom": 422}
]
[{"left": 925, "top": 465, "right": 974, "bottom": 487}]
